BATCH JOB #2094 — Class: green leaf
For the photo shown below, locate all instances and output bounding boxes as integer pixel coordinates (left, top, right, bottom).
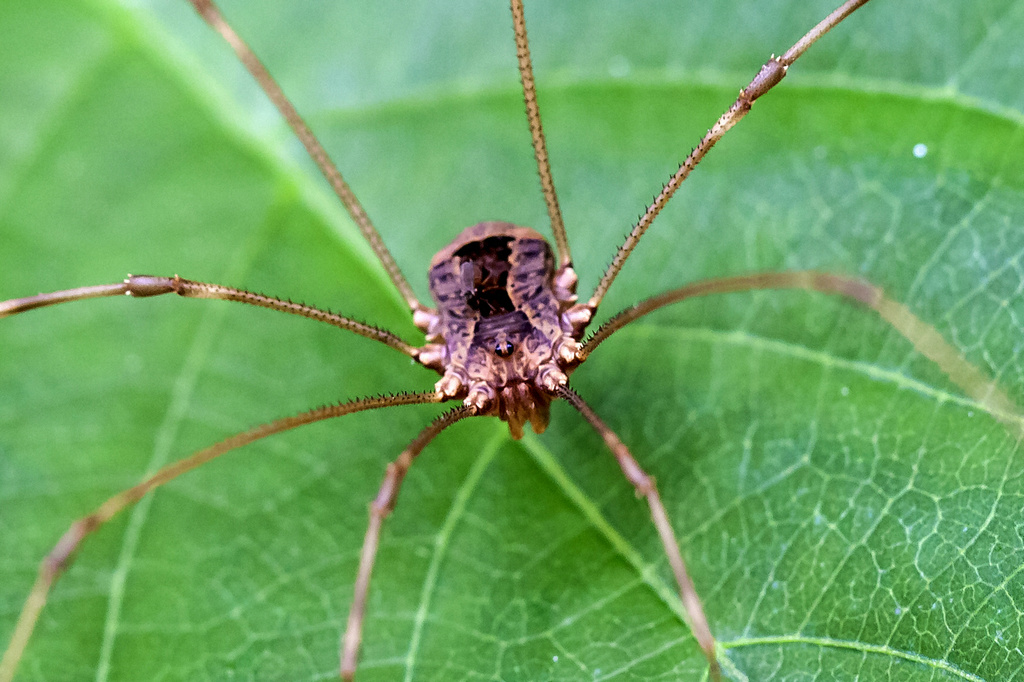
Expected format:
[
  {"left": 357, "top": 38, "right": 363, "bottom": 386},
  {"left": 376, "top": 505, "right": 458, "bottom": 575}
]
[{"left": 2, "top": 0, "right": 1023, "bottom": 680}]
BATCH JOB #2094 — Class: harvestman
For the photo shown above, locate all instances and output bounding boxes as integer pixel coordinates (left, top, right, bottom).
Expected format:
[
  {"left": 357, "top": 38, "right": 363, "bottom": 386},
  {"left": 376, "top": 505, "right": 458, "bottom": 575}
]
[{"left": 0, "top": 0, "right": 1003, "bottom": 679}]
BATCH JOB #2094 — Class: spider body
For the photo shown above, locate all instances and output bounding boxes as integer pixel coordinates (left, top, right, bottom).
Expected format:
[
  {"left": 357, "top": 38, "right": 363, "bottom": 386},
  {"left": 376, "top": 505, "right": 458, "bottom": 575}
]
[{"left": 424, "top": 221, "right": 583, "bottom": 437}]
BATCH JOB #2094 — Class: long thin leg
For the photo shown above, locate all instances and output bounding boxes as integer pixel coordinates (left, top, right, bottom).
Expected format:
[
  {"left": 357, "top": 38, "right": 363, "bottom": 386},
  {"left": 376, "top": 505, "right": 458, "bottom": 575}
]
[
  {"left": 340, "top": 405, "right": 477, "bottom": 681},
  {"left": 0, "top": 391, "right": 446, "bottom": 682},
  {"left": 556, "top": 385, "right": 720, "bottom": 681},
  {"left": 509, "top": 0, "right": 571, "bottom": 269},
  {"left": 586, "top": 0, "right": 872, "bottom": 313},
  {"left": 185, "top": 0, "right": 424, "bottom": 314},
  {"left": 0, "top": 274, "right": 423, "bottom": 361},
  {"left": 582, "top": 270, "right": 877, "bottom": 358},
  {"left": 581, "top": 270, "right": 1023, "bottom": 435}
]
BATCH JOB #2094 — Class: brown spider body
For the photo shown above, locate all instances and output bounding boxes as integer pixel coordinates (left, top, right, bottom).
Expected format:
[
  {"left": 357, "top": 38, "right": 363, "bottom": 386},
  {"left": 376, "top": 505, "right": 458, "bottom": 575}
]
[{"left": 421, "top": 221, "right": 585, "bottom": 438}]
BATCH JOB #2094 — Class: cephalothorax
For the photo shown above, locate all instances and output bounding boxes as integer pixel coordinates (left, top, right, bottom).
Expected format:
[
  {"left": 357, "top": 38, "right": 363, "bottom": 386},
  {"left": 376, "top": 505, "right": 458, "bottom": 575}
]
[
  {"left": 0, "top": 0, "right": 1011, "bottom": 680},
  {"left": 423, "top": 221, "right": 585, "bottom": 436}
]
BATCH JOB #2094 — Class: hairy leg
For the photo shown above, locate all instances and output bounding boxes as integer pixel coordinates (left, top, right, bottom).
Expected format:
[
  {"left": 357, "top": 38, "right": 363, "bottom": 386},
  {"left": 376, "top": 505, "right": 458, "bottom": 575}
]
[
  {"left": 340, "top": 405, "right": 477, "bottom": 681},
  {"left": 557, "top": 385, "right": 720, "bottom": 681},
  {"left": 0, "top": 392, "right": 445, "bottom": 682}
]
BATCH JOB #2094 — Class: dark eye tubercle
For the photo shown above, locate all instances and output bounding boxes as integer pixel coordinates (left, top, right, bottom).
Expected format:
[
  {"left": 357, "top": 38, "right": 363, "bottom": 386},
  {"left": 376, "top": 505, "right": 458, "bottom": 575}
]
[{"left": 494, "top": 341, "right": 515, "bottom": 358}]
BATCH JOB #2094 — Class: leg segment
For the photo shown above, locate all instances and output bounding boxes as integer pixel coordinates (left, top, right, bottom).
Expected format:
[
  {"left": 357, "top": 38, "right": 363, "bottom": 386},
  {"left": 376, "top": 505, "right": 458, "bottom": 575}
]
[
  {"left": 586, "top": 0, "right": 872, "bottom": 313},
  {"left": 582, "top": 270, "right": 878, "bottom": 359},
  {"left": 185, "top": 0, "right": 423, "bottom": 314},
  {"left": 579, "top": 270, "right": 1020, "bottom": 433},
  {"left": 0, "top": 274, "right": 423, "bottom": 361},
  {"left": 509, "top": 0, "right": 571, "bottom": 269},
  {"left": 556, "top": 386, "right": 720, "bottom": 680},
  {"left": 0, "top": 391, "right": 445, "bottom": 682},
  {"left": 340, "top": 405, "right": 477, "bottom": 681}
]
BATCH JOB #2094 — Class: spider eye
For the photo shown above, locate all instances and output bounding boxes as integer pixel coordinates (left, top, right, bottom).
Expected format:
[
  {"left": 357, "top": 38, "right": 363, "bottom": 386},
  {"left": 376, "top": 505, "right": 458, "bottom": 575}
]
[{"left": 494, "top": 341, "right": 515, "bottom": 358}]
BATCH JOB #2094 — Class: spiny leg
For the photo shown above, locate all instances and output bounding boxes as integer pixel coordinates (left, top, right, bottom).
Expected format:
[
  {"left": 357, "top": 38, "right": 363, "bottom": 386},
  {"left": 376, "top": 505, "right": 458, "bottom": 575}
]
[
  {"left": 509, "top": 0, "right": 571, "bottom": 269},
  {"left": 555, "top": 386, "right": 720, "bottom": 681},
  {"left": 185, "top": 0, "right": 425, "bottom": 315},
  {"left": 0, "top": 275, "right": 424, "bottom": 361},
  {"left": 580, "top": 270, "right": 1023, "bottom": 433},
  {"left": 586, "top": 0, "right": 872, "bottom": 313},
  {"left": 582, "top": 271, "right": 881, "bottom": 359},
  {"left": 0, "top": 391, "right": 446, "bottom": 682},
  {"left": 340, "top": 405, "right": 477, "bottom": 681}
]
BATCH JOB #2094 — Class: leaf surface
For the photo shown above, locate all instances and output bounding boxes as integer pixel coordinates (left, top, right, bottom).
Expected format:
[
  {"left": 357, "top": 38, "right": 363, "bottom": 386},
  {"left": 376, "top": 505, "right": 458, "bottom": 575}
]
[{"left": 1, "top": 0, "right": 1023, "bottom": 680}]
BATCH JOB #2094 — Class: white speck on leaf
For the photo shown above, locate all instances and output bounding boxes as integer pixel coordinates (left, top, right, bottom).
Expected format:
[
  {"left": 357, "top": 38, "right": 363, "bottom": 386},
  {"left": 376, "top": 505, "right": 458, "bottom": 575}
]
[{"left": 607, "top": 55, "right": 630, "bottom": 78}]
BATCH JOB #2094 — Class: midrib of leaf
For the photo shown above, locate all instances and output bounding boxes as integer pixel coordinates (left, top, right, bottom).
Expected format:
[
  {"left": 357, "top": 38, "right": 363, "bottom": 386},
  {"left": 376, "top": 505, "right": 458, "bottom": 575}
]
[
  {"left": 518, "top": 432, "right": 695, "bottom": 645},
  {"left": 402, "top": 426, "right": 505, "bottom": 681}
]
